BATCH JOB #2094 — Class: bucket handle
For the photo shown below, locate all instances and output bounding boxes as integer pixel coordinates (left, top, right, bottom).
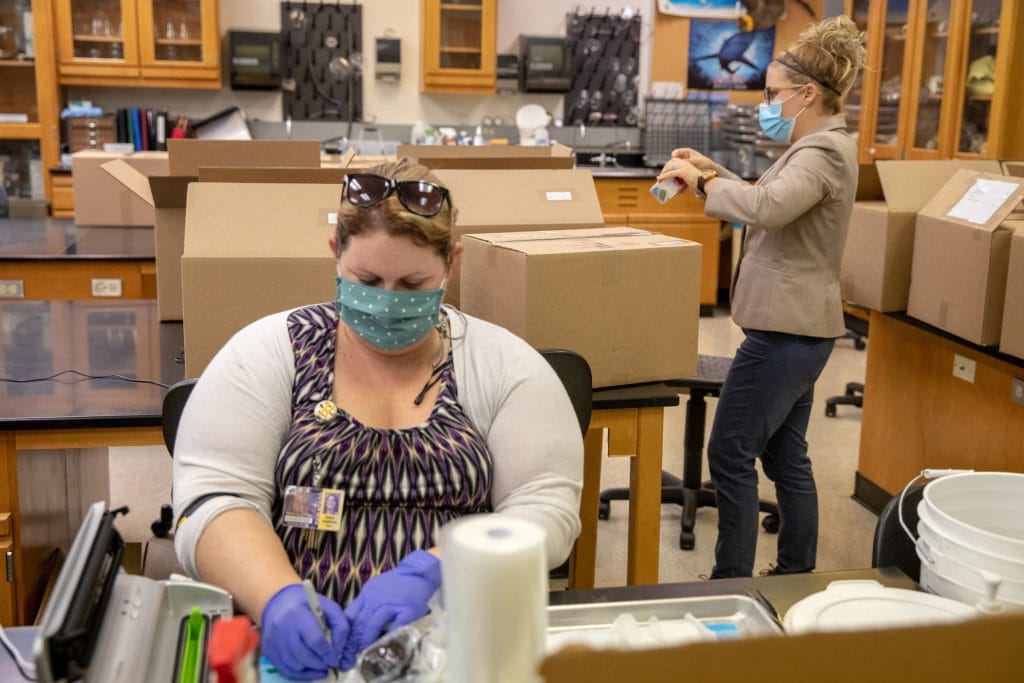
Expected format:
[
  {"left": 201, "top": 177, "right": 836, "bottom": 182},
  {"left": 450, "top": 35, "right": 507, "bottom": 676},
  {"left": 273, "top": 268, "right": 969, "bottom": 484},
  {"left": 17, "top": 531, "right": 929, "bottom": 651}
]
[{"left": 898, "top": 468, "right": 974, "bottom": 546}]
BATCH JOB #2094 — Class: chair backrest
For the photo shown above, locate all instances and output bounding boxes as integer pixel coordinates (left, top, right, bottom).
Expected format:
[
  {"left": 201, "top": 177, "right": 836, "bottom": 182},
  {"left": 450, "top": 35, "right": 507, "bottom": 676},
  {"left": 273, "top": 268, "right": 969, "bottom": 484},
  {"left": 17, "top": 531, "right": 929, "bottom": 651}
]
[
  {"left": 162, "top": 378, "right": 198, "bottom": 456},
  {"left": 871, "top": 485, "right": 924, "bottom": 582},
  {"left": 538, "top": 349, "right": 592, "bottom": 436}
]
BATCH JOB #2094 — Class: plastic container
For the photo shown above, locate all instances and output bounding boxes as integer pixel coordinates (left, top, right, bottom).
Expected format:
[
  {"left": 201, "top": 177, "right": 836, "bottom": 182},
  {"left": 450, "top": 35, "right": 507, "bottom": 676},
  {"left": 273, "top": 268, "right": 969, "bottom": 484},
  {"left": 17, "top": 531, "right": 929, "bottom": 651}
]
[
  {"left": 921, "top": 472, "right": 1024, "bottom": 557},
  {"left": 916, "top": 536, "right": 1024, "bottom": 607},
  {"left": 917, "top": 504, "right": 1024, "bottom": 581}
]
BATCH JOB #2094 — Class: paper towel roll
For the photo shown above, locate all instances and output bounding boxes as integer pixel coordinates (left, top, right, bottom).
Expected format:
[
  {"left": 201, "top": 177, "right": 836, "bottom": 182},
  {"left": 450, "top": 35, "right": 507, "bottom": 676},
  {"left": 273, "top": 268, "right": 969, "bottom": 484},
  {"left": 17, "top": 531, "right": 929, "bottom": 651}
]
[{"left": 441, "top": 514, "right": 548, "bottom": 683}]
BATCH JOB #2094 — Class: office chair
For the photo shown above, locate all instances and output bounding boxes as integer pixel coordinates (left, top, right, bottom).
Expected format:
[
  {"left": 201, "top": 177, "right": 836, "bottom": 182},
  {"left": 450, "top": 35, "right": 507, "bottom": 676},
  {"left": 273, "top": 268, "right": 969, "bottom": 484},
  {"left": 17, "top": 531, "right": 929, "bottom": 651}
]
[
  {"left": 825, "top": 307, "right": 869, "bottom": 417},
  {"left": 538, "top": 348, "right": 593, "bottom": 587},
  {"left": 150, "top": 378, "right": 198, "bottom": 538},
  {"left": 599, "top": 355, "right": 779, "bottom": 550},
  {"left": 871, "top": 484, "right": 924, "bottom": 582}
]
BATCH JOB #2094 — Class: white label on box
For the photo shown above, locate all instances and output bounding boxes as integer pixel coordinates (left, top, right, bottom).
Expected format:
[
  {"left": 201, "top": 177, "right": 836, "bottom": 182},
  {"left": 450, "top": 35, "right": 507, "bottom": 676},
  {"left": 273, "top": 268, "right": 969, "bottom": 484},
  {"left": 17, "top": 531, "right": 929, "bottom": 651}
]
[
  {"left": 946, "top": 178, "right": 1020, "bottom": 224},
  {"left": 545, "top": 191, "right": 573, "bottom": 201}
]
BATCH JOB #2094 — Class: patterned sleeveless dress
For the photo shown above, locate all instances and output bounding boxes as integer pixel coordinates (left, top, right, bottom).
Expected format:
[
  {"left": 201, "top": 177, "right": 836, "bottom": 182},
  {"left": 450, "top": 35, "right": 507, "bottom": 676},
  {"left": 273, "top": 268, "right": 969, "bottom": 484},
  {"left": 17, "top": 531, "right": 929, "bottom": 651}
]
[{"left": 272, "top": 304, "right": 493, "bottom": 605}]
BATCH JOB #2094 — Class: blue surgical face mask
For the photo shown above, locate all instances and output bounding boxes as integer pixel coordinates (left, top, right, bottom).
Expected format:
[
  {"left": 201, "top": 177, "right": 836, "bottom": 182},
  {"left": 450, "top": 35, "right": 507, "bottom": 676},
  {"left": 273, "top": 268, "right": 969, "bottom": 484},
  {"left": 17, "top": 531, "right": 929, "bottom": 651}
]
[
  {"left": 758, "top": 90, "right": 806, "bottom": 143},
  {"left": 335, "top": 276, "right": 445, "bottom": 351}
]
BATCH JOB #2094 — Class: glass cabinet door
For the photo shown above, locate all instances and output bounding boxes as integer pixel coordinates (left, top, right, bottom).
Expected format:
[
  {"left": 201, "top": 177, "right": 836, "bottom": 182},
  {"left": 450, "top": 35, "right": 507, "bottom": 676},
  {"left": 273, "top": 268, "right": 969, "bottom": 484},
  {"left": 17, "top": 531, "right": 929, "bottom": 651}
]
[
  {"left": 141, "top": 0, "right": 204, "bottom": 64},
  {"left": 904, "top": 0, "right": 953, "bottom": 157},
  {"left": 844, "top": 0, "right": 871, "bottom": 140},
  {"left": 69, "top": 0, "right": 128, "bottom": 60},
  {"left": 860, "top": 0, "right": 911, "bottom": 160},
  {"left": 439, "top": 1, "right": 483, "bottom": 70},
  {"left": 954, "top": 0, "right": 1001, "bottom": 156}
]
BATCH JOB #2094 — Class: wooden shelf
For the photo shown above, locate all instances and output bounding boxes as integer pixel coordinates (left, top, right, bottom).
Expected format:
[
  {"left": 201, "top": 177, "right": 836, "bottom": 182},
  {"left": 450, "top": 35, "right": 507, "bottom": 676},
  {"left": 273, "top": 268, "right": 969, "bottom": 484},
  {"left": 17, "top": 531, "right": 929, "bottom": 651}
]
[
  {"left": 0, "top": 59, "right": 35, "bottom": 68},
  {"left": 440, "top": 46, "right": 482, "bottom": 54},
  {"left": 973, "top": 26, "right": 1001, "bottom": 35},
  {"left": 0, "top": 122, "right": 42, "bottom": 139},
  {"left": 440, "top": 3, "right": 482, "bottom": 10},
  {"left": 154, "top": 38, "right": 201, "bottom": 46},
  {"left": 72, "top": 34, "right": 125, "bottom": 43},
  {"left": 968, "top": 93, "right": 993, "bottom": 101}
]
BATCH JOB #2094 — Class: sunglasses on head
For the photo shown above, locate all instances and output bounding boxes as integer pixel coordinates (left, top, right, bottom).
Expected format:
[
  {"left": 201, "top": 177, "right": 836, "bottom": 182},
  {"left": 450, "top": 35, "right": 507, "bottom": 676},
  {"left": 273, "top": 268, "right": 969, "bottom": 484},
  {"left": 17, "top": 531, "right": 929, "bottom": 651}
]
[{"left": 341, "top": 173, "right": 451, "bottom": 217}]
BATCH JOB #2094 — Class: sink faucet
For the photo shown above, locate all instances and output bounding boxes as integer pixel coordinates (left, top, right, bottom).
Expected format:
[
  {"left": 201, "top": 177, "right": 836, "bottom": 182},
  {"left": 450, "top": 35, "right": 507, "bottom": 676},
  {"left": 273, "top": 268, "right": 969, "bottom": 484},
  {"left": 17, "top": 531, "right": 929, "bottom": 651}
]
[{"left": 594, "top": 152, "right": 618, "bottom": 168}]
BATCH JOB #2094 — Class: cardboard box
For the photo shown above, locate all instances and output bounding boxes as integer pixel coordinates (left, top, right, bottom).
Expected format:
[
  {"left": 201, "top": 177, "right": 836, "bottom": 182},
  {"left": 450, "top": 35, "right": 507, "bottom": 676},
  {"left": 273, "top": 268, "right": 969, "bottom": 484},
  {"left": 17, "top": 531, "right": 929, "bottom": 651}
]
[
  {"left": 907, "top": 170, "right": 1024, "bottom": 345},
  {"left": 71, "top": 150, "right": 168, "bottom": 226},
  {"left": 539, "top": 611, "right": 1024, "bottom": 683},
  {"left": 840, "top": 160, "right": 1001, "bottom": 312},
  {"left": 999, "top": 222, "right": 1024, "bottom": 359},
  {"left": 460, "top": 227, "right": 700, "bottom": 387},
  {"left": 1002, "top": 160, "right": 1024, "bottom": 178},
  {"left": 102, "top": 140, "right": 322, "bottom": 320},
  {"left": 433, "top": 168, "right": 605, "bottom": 305},
  {"left": 398, "top": 143, "right": 575, "bottom": 170},
  {"left": 181, "top": 182, "right": 339, "bottom": 377}
]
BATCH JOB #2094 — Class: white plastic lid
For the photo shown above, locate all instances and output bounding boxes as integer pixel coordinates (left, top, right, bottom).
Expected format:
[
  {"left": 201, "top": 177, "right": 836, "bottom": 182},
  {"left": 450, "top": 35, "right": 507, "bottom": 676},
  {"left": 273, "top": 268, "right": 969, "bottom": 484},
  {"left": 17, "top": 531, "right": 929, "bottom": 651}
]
[{"left": 784, "top": 580, "right": 976, "bottom": 634}]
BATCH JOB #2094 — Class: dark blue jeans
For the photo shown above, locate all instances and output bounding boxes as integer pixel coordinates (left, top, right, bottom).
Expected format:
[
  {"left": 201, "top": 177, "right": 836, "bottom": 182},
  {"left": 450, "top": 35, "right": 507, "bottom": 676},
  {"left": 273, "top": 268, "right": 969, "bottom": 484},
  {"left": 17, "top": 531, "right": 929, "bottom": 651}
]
[{"left": 708, "top": 329, "right": 835, "bottom": 578}]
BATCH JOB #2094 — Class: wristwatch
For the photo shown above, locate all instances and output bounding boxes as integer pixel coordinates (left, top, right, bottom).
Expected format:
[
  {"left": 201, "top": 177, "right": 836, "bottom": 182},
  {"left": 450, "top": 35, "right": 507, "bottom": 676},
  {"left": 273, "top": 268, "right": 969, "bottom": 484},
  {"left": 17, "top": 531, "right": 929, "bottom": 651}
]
[{"left": 696, "top": 169, "right": 718, "bottom": 199}]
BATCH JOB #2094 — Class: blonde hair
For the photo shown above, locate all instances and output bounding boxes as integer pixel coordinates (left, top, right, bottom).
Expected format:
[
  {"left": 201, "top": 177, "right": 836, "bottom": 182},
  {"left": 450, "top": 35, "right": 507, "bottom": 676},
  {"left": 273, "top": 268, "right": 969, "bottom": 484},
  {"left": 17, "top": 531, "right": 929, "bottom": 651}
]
[
  {"left": 335, "top": 158, "right": 458, "bottom": 260},
  {"left": 777, "top": 16, "right": 867, "bottom": 114}
]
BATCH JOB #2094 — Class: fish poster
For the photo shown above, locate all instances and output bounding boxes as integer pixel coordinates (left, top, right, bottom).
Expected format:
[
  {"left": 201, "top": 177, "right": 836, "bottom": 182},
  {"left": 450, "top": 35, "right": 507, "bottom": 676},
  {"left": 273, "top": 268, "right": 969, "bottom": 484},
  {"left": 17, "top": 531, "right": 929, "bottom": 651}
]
[
  {"left": 687, "top": 20, "right": 775, "bottom": 91},
  {"left": 658, "top": 0, "right": 742, "bottom": 19}
]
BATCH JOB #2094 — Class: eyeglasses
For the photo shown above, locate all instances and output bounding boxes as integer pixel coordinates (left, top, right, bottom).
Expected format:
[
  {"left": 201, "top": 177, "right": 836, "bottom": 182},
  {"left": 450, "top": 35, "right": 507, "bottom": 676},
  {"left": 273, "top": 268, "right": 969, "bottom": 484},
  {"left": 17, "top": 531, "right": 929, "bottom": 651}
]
[
  {"left": 763, "top": 84, "right": 804, "bottom": 104},
  {"left": 342, "top": 173, "right": 451, "bottom": 217}
]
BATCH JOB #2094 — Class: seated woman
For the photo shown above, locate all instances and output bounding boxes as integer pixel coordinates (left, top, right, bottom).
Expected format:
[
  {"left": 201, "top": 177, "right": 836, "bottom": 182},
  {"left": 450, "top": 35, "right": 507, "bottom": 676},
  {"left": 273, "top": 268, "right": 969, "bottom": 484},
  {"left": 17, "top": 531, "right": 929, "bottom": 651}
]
[{"left": 171, "top": 159, "right": 584, "bottom": 678}]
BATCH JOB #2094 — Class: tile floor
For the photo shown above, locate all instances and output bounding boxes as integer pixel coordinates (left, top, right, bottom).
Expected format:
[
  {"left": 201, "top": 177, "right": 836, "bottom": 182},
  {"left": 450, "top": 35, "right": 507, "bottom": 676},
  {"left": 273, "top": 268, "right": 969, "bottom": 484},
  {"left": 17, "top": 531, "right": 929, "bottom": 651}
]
[{"left": 117, "top": 307, "right": 877, "bottom": 585}]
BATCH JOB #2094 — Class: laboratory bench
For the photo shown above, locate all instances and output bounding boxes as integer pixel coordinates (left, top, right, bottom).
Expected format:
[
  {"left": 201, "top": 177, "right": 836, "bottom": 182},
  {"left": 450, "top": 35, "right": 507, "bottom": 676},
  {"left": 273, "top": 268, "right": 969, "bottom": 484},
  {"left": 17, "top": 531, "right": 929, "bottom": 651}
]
[
  {"left": 0, "top": 218, "right": 156, "bottom": 300},
  {"left": 855, "top": 311, "right": 1024, "bottom": 513},
  {"left": 0, "top": 299, "right": 182, "bottom": 625}
]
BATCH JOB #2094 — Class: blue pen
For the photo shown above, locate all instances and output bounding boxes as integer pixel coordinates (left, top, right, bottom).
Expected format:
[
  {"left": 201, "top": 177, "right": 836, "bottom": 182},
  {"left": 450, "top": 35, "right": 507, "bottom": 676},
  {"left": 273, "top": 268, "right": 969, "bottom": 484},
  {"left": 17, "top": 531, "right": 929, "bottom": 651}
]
[{"left": 302, "top": 579, "right": 340, "bottom": 681}]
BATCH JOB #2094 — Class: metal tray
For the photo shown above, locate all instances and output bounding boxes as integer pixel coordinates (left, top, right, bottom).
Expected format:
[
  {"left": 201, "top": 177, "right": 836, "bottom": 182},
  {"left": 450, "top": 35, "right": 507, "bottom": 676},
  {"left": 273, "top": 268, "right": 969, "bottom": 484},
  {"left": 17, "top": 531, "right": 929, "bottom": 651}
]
[{"left": 545, "top": 594, "right": 782, "bottom": 651}]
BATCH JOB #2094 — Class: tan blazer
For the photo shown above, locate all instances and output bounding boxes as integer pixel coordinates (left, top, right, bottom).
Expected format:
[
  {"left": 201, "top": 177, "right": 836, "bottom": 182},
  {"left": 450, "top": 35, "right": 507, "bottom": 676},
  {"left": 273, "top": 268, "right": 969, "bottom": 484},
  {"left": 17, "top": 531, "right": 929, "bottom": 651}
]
[{"left": 705, "top": 113, "right": 858, "bottom": 339}]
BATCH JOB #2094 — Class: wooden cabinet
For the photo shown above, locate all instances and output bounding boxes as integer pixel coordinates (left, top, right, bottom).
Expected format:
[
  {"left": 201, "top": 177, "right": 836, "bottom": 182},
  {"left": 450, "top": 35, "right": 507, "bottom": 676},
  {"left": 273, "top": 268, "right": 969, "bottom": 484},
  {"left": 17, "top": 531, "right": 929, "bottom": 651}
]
[
  {"left": 0, "top": 260, "right": 156, "bottom": 299},
  {"left": 49, "top": 168, "right": 73, "bottom": 216},
  {"left": 0, "top": 0, "right": 61, "bottom": 203},
  {"left": 52, "top": 0, "right": 220, "bottom": 88},
  {"left": 594, "top": 177, "right": 721, "bottom": 307},
  {"left": 856, "top": 0, "right": 1024, "bottom": 161},
  {"left": 420, "top": 0, "right": 496, "bottom": 93}
]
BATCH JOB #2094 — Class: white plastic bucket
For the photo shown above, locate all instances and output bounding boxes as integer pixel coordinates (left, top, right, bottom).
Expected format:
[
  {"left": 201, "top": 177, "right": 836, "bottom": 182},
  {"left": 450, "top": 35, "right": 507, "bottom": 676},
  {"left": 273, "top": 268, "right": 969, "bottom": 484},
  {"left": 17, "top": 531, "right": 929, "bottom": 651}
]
[
  {"left": 920, "top": 472, "right": 1024, "bottom": 557},
  {"left": 917, "top": 504, "right": 1024, "bottom": 581},
  {"left": 916, "top": 536, "right": 1024, "bottom": 607}
]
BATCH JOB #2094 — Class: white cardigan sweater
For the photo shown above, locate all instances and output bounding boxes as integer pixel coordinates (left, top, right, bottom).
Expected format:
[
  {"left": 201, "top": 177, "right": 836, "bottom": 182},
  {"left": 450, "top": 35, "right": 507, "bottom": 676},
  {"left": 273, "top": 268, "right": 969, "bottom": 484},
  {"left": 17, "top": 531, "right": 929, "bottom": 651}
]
[{"left": 172, "top": 306, "right": 584, "bottom": 578}]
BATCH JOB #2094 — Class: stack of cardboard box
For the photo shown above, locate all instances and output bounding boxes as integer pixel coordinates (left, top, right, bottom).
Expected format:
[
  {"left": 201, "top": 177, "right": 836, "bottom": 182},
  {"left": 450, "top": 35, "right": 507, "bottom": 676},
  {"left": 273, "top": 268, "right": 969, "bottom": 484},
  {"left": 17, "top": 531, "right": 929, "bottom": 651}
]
[{"left": 840, "top": 159, "right": 1024, "bottom": 359}]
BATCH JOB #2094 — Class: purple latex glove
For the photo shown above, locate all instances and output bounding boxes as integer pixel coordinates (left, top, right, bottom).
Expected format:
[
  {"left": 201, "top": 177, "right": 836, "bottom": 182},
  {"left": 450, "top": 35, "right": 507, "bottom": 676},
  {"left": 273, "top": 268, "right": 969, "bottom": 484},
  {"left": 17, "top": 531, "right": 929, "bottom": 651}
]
[
  {"left": 260, "top": 583, "right": 349, "bottom": 680},
  {"left": 341, "top": 550, "right": 441, "bottom": 670}
]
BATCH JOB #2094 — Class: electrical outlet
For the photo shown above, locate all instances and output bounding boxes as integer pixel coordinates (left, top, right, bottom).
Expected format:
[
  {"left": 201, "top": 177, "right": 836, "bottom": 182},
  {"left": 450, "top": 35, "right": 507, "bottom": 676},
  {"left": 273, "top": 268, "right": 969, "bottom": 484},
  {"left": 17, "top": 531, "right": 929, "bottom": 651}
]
[
  {"left": 1013, "top": 378, "right": 1024, "bottom": 406},
  {"left": 0, "top": 280, "right": 25, "bottom": 298},
  {"left": 91, "top": 278, "right": 123, "bottom": 297},
  {"left": 952, "top": 354, "right": 976, "bottom": 383}
]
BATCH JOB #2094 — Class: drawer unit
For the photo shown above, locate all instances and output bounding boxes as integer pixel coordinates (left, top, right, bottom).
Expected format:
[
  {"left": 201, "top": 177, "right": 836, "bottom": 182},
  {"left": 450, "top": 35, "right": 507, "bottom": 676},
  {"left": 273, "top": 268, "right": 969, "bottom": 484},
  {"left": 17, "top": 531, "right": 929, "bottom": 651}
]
[
  {"left": 50, "top": 170, "right": 75, "bottom": 218},
  {"left": 65, "top": 115, "right": 117, "bottom": 152}
]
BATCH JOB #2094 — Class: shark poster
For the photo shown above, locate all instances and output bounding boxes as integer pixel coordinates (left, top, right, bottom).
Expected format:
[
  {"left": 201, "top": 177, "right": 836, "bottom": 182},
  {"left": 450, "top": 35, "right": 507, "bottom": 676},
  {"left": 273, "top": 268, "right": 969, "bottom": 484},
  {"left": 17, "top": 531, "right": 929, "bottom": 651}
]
[{"left": 687, "top": 20, "right": 775, "bottom": 91}]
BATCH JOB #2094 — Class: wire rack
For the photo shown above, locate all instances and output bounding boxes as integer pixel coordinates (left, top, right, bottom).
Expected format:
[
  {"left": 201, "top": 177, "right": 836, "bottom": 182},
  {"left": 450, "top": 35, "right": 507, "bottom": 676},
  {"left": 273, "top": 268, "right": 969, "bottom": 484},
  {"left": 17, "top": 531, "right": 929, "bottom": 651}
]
[{"left": 642, "top": 99, "right": 712, "bottom": 167}]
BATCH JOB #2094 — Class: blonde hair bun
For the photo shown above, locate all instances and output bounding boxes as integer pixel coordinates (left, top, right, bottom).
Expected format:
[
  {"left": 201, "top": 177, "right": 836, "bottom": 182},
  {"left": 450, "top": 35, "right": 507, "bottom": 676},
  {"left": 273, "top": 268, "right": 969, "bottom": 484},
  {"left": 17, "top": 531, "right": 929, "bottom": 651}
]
[{"left": 783, "top": 16, "right": 867, "bottom": 113}]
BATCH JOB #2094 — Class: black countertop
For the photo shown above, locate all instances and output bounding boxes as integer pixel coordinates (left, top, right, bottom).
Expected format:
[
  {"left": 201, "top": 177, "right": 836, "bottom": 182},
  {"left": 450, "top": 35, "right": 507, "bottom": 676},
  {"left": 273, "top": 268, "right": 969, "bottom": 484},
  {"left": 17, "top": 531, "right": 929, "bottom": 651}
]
[
  {"left": 0, "top": 218, "right": 155, "bottom": 260},
  {"left": 0, "top": 300, "right": 183, "bottom": 428}
]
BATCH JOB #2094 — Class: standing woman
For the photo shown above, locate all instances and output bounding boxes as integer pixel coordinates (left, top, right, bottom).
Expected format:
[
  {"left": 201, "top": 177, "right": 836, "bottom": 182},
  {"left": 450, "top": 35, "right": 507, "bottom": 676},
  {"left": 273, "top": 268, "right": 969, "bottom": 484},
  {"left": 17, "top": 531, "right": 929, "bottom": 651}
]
[{"left": 656, "top": 17, "right": 866, "bottom": 578}]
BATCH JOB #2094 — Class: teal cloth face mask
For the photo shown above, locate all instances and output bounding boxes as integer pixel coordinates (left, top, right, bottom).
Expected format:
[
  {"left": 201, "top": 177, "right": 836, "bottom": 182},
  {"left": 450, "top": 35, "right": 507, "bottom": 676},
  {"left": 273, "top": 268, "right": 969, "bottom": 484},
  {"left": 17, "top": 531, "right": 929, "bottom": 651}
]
[
  {"left": 335, "top": 276, "right": 445, "bottom": 351},
  {"left": 758, "top": 91, "right": 805, "bottom": 143}
]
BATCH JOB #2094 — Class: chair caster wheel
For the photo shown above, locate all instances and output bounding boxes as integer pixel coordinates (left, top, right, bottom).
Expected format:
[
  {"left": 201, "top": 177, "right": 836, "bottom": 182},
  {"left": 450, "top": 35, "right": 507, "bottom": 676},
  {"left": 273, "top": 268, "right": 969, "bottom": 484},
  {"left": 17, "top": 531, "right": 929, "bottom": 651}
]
[
  {"left": 762, "top": 513, "right": 780, "bottom": 534},
  {"left": 679, "top": 530, "right": 695, "bottom": 550},
  {"left": 598, "top": 500, "right": 610, "bottom": 520},
  {"left": 825, "top": 404, "right": 837, "bottom": 417}
]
